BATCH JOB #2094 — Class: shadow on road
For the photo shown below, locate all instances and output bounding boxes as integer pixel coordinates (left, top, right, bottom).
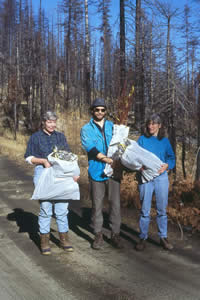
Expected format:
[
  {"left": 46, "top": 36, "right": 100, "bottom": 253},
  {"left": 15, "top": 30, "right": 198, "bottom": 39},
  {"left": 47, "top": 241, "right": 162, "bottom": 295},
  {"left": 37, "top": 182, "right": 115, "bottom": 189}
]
[
  {"left": 7, "top": 208, "right": 60, "bottom": 251},
  {"left": 7, "top": 208, "right": 40, "bottom": 249},
  {"left": 5, "top": 203, "right": 162, "bottom": 254},
  {"left": 68, "top": 204, "right": 139, "bottom": 248},
  {"left": 5, "top": 201, "right": 166, "bottom": 253},
  {"left": 68, "top": 207, "right": 94, "bottom": 246}
]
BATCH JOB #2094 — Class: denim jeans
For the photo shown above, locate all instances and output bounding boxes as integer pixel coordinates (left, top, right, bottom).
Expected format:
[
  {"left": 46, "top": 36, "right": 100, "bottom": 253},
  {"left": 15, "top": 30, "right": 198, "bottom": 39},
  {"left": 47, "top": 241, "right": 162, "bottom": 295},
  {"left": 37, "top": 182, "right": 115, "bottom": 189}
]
[
  {"left": 34, "top": 165, "right": 69, "bottom": 234},
  {"left": 138, "top": 172, "right": 169, "bottom": 239}
]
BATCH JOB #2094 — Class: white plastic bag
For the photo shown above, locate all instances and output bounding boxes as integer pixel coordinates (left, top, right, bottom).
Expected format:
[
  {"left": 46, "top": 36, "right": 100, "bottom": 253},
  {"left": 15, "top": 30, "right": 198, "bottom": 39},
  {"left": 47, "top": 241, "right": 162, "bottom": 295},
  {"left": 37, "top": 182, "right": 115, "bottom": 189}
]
[
  {"left": 31, "top": 152, "right": 80, "bottom": 200},
  {"left": 104, "top": 124, "right": 163, "bottom": 183},
  {"left": 104, "top": 124, "right": 129, "bottom": 177},
  {"left": 121, "top": 139, "right": 163, "bottom": 183},
  {"left": 48, "top": 153, "right": 80, "bottom": 178}
]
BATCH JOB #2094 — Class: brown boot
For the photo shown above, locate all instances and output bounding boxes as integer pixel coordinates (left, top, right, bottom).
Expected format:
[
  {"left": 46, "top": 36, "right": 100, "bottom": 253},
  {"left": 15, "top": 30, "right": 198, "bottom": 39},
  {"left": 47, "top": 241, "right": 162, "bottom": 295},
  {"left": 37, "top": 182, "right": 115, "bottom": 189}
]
[
  {"left": 160, "top": 238, "right": 173, "bottom": 250},
  {"left": 59, "top": 232, "right": 74, "bottom": 252},
  {"left": 111, "top": 233, "right": 124, "bottom": 249},
  {"left": 40, "top": 233, "right": 51, "bottom": 255},
  {"left": 135, "top": 239, "right": 146, "bottom": 251},
  {"left": 92, "top": 232, "right": 104, "bottom": 250}
]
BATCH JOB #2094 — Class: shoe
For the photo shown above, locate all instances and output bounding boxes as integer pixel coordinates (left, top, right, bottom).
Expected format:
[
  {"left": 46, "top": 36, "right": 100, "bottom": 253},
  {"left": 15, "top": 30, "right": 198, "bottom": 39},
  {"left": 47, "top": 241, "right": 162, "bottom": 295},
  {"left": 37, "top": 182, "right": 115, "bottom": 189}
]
[
  {"left": 111, "top": 233, "right": 124, "bottom": 249},
  {"left": 135, "top": 239, "right": 146, "bottom": 251},
  {"left": 59, "top": 232, "right": 74, "bottom": 252},
  {"left": 160, "top": 238, "right": 173, "bottom": 250},
  {"left": 40, "top": 233, "right": 51, "bottom": 255},
  {"left": 92, "top": 232, "right": 104, "bottom": 250}
]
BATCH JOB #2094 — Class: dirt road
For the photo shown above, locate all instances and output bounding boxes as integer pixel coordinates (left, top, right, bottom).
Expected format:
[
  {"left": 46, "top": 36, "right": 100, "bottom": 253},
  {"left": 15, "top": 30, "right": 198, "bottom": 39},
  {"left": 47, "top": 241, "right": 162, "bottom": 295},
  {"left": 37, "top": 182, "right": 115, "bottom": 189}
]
[{"left": 0, "top": 155, "right": 200, "bottom": 300}]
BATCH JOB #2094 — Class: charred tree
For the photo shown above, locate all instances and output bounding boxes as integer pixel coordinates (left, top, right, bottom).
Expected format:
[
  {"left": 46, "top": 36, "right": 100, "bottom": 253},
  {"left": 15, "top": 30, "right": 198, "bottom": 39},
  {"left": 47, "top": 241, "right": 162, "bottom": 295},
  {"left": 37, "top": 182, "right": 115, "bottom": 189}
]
[{"left": 120, "top": 0, "right": 126, "bottom": 95}]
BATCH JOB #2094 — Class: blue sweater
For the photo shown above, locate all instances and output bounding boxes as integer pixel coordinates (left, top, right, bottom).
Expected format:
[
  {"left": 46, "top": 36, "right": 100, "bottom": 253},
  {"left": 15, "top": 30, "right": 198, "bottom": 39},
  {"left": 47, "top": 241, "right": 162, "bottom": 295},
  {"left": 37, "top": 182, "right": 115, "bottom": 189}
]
[{"left": 137, "top": 135, "right": 175, "bottom": 170}]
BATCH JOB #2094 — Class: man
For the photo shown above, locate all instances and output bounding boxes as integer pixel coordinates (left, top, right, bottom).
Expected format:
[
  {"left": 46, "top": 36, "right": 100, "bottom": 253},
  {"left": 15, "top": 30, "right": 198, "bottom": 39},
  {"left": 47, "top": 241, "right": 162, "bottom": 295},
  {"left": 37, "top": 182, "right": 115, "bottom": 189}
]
[
  {"left": 25, "top": 111, "right": 79, "bottom": 255},
  {"left": 80, "top": 98, "right": 123, "bottom": 250}
]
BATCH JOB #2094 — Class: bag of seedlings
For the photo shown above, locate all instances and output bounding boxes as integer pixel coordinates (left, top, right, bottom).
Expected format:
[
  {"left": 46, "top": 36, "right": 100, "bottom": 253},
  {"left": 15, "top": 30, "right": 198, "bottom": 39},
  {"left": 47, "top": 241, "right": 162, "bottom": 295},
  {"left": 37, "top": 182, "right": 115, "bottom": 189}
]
[{"left": 31, "top": 148, "right": 80, "bottom": 200}]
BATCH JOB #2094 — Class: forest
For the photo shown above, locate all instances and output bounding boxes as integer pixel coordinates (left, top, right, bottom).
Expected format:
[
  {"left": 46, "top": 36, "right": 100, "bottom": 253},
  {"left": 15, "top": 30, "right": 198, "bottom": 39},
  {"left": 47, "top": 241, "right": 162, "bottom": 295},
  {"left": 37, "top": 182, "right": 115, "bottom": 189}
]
[{"left": 0, "top": 0, "right": 200, "bottom": 230}]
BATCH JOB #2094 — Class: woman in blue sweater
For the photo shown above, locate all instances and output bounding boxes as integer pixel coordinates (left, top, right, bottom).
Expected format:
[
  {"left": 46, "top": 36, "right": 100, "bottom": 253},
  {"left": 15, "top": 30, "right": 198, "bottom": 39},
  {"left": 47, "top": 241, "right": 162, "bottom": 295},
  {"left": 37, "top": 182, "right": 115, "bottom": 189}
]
[{"left": 135, "top": 114, "right": 175, "bottom": 251}]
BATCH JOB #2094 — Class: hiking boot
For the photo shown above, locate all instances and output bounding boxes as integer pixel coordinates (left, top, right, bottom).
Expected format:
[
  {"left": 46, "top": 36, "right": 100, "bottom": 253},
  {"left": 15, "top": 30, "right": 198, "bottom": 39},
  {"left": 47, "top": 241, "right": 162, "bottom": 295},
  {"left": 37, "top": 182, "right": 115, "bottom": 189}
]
[
  {"left": 40, "top": 233, "right": 51, "bottom": 255},
  {"left": 92, "top": 232, "right": 104, "bottom": 250},
  {"left": 160, "top": 238, "right": 173, "bottom": 250},
  {"left": 59, "top": 232, "right": 74, "bottom": 252},
  {"left": 111, "top": 233, "right": 124, "bottom": 249},
  {"left": 135, "top": 239, "right": 146, "bottom": 251}
]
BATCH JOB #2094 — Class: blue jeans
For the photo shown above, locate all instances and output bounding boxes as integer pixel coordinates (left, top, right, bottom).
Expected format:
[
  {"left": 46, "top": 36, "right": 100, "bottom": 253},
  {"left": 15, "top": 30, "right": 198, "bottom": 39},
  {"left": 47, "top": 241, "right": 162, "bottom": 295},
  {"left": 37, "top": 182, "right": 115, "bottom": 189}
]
[
  {"left": 138, "top": 172, "right": 169, "bottom": 239},
  {"left": 34, "top": 165, "right": 69, "bottom": 234}
]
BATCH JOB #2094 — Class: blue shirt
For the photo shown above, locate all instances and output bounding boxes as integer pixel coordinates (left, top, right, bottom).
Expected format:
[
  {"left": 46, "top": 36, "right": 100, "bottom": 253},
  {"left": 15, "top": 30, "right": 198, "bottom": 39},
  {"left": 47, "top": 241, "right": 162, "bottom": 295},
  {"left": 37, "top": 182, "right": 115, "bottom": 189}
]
[
  {"left": 80, "top": 118, "right": 113, "bottom": 181},
  {"left": 137, "top": 135, "right": 175, "bottom": 170},
  {"left": 24, "top": 130, "right": 70, "bottom": 159}
]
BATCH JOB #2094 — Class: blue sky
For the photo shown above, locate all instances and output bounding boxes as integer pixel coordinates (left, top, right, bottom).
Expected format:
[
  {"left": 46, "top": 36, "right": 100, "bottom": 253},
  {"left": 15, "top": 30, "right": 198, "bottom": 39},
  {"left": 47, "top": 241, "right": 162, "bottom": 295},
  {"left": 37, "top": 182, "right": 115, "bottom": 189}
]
[
  {"left": 32, "top": 0, "right": 199, "bottom": 50},
  {"left": 32, "top": 0, "right": 193, "bottom": 16},
  {"left": 32, "top": 0, "right": 119, "bottom": 25},
  {"left": 31, "top": 0, "right": 199, "bottom": 73},
  {"left": 32, "top": 0, "right": 198, "bottom": 28}
]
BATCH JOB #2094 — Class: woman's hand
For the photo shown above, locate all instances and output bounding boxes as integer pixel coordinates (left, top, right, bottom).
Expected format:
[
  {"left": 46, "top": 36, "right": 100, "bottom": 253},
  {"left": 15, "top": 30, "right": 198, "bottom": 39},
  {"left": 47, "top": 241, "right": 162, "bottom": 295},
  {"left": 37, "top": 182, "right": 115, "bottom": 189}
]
[
  {"left": 158, "top": 163, "right": 168, "bottom": 174},
  {"left": 31, "top": 157, "right": 51, "bottom": 168},
  {"left": 139, "top": 165, "right": 146, "bottom": 172},
  {"left": 73, "top": 176, "right": 80, "bottom": 182},
  {"left": 43, "top": 159, "right": 51, "bottom": 168}
]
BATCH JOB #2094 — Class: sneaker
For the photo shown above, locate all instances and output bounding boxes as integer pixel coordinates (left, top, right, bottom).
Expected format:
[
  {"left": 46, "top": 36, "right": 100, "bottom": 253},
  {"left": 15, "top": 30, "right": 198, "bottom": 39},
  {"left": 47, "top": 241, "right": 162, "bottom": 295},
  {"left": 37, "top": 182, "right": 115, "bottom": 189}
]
[
  {"left": 160, "top": 238, "right": 173, "bottom": 250},
  {"left": 111, "top": 233, "right": 124, "bottom": 249},
  {"left": 135, "top": 239, "right": 146, "bottom": 251},
  {"left": 92, "top": 232, "right": 104, "bottom": 250}
]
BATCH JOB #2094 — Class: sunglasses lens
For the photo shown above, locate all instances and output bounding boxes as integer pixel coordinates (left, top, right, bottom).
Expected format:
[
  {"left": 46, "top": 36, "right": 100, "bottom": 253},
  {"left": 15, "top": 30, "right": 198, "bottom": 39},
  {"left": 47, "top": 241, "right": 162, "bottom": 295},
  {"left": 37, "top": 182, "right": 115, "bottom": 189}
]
[{"left": 94, "top": 108, "right": 106, "bottom": 112}]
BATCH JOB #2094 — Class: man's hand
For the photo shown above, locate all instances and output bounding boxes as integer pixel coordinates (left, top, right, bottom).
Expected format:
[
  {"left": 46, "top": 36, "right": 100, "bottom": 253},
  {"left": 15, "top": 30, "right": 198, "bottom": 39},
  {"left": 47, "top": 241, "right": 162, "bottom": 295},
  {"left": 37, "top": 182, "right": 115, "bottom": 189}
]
[
  {"left": 96, "top": 153, "right": 113, "bottom": 165},
  {"left": 158, "top": 163, "right": 168, "bottom": 174},
  {"left": 73, "top": 176, "right": 80, "bottom": 182},
  {"left": 106, "top": 157, "right": 113, "bottom": 165}
]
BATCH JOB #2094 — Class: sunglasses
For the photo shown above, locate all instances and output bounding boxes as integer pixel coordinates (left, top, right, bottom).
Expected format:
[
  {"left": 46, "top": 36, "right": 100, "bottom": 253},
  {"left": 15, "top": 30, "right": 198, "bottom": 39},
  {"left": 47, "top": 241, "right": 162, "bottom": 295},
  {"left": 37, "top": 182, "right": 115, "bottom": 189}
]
[{"left": 94, "top": 108, "right": 106, "bottom": 113}]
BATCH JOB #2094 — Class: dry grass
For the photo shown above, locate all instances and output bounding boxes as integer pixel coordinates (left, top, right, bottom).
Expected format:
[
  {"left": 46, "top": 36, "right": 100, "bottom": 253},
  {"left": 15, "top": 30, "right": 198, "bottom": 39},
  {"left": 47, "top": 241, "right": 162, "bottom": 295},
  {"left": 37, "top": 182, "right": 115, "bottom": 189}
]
[
  {"left": 0, "top": 131, "right": 28, "bottom": 161},
  {"left": 0, "top": 129, "right": 32, "bottom": 176},
  {"left": 56, "top": 110, "right": 90, "bottom": 154}
]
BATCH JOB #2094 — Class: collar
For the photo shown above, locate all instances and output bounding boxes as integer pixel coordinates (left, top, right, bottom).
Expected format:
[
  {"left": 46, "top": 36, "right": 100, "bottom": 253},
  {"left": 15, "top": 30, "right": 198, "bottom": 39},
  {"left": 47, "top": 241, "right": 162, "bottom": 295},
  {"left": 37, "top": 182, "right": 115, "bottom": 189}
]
[
  {"left": 41, "top": 129, "right": 57, "bottom": 136},
  {"left": 91, "top": 117, "right": 106, "bottom": 126}
]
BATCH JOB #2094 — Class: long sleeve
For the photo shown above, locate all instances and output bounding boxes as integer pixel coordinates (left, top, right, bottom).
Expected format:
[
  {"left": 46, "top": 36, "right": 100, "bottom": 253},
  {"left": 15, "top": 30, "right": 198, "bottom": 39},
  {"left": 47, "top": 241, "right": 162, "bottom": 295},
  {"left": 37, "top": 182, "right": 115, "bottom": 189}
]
[
  {"left": 24, "top": 134, "right": 38, "bottom": 158},
  {"left": 165, "top": 139, "right": 175, "bottom": 170}
]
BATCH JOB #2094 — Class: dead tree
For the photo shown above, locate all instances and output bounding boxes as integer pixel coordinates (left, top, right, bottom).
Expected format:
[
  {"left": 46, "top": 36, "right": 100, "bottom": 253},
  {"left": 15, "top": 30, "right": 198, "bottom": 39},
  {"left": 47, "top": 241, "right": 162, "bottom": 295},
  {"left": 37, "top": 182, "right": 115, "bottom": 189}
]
[
  {"left": 84, "top": 0, "right": 91, "bottom": 105},
  {"left": 120, "top": 0, "right": 126, "bottom": 95}
]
